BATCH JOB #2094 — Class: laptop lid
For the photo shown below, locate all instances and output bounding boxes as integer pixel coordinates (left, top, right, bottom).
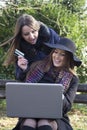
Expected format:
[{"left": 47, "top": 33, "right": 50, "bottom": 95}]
[{"left": 6, "top": 82, "right": 63, "bottom": 119}]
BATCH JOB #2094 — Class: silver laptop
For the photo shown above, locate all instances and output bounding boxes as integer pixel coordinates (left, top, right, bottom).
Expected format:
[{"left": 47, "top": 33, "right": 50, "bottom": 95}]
[{"left": 6, "top": 82, "right": 63, "bottom": 119}]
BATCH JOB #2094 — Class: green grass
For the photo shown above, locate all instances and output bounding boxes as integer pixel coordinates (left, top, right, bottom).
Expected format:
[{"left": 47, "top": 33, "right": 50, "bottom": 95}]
[
  {"left": 0, "top": 100, "right": 87, "bottom": 130},
  {"left": 0, "top": 100, "right": 18, "bottom": 130},
  {"left": 69, "top": 104, "right": 87, "bottom": 130}
]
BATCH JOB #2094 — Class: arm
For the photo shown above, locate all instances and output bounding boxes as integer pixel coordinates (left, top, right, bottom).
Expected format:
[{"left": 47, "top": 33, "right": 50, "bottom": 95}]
[
  {"left": 39, "top": 22, "right": 60, "bottom": 43},
  {"left": 15, "top": 56, "right": 29, "bottom": 81},
  {"left": 15, "top": 63, "right": 30, "bottom": 81},
  {"left": 63, "top": 75, "right": 79, "bottom": 114},
  {"left": 48, "top": 28, "right": 60, "bottom": 44},
  {"left": 39, "top": 22, "right": 50, "bottom": 42}
]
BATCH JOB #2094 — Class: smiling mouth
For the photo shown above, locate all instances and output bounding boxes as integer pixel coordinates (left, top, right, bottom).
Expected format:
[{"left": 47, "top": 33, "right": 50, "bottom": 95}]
[
  {"left": 30, "top": 39, "right": 36, "bottom": 42},
  {"left": 54, "top": 60, "right": 60, "bottom": 63}
]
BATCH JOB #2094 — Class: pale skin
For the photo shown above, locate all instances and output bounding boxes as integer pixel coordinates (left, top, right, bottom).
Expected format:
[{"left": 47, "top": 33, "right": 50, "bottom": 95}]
[
  {"left": 18, "top": 26, "right": 67, "bottom": 71},
  {"left": 22, "top": 25, "right": 39, "bottom": 44},
  {"left": 17, "top": 25, "right": 39, "bottom": 70},
  {"left": 18, "top": 48, "right": 67, "bottom": 71},
  {"left": 52, "top": 49, "right": 67, "bottom": 68},
  {"left": 22, "top": 49, "right": 67, "bottom": 130}
]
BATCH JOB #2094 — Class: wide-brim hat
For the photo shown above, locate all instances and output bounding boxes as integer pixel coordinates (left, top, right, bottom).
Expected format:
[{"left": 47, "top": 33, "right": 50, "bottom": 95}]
[{"left": 44, "top": 37, "right": 82, "bottom": 67}]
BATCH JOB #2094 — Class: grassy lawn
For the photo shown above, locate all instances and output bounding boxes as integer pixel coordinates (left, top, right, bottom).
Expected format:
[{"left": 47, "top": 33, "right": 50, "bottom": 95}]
[
  {"left": 69, "top": 104, "right": 87, "bottom": 130},
  {"left": 0, "top": 100, "right": 87, "bottom": 130},
  {"left": 0, "top": 100, "right": 18, "bottom": 130}
]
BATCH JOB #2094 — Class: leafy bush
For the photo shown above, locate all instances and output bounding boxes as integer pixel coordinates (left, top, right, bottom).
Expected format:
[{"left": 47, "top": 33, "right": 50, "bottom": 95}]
[{"left": 0, "top": 0, "right": 87, "bottom": 82}]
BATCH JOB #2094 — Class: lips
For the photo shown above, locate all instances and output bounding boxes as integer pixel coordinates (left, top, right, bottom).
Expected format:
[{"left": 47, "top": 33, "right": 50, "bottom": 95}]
[
  {"left": 29, "top": 39, "right": 37, "bottom": 44},
  {"left": 53, "top": 58, "right": 62, "bottom": 66},
  {"left": 54, "top": 59, "right": 60, "bottom": 63}
]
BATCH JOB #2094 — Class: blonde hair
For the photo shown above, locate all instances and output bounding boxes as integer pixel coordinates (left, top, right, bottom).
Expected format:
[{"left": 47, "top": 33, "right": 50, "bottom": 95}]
[{"left": 0, "top": 14, "right": 40, "bottom": 67}]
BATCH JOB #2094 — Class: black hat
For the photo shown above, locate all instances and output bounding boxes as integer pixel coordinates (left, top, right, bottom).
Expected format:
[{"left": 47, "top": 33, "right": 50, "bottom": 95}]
[{"left": 44, "top": 37, "right": 82, "bottom": 67}]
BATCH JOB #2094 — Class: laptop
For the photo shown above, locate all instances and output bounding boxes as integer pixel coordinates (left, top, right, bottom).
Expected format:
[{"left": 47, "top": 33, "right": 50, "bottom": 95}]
[{"left": 6, "top": 82, "right": 63, "bottom": 119}]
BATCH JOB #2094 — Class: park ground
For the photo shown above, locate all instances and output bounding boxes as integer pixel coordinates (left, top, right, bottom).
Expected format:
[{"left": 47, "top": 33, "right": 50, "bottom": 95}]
[{"left": 0, "top": 100, "right": 87, "bottom": 130}]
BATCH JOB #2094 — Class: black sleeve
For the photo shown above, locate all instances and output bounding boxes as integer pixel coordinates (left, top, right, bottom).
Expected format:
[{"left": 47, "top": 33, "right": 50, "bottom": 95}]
[
  {"left": 15, "top": 63, "right": 30, "bottom": 82},
  {"left": 63, "top": 76, "right": 79, "bottom": 114},
  {"left": 39, "top": 22, "right": 50, "bottom": 42}
]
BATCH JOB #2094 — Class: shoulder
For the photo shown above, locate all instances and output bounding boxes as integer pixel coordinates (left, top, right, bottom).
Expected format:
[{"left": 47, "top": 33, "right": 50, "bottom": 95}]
[
  {"left": 70, "top": 74, "right": 79, "bottom": 88},
  {"left": 39, "top": 22, "right": 60, "bottom": 41},
  {"left": 39, "top": 22, "right": 50, "bottom": 41},
  {"left": 48, "top": 28, "right": 60, "bottom": 41},
  {"left": 72, "top": 74, "right": 79, "bottom": 82}
]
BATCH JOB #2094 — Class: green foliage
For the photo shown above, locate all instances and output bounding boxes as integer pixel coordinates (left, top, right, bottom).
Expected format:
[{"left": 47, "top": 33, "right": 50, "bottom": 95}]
[
  {"left": 0, "top": 0, "right": 87, "bottom": 82},
  {"left": 0, "top": 47, "right": 15, "bottom": 79},
  {"left": 62, "top": 0, "right": 85, "bottom": 13}
]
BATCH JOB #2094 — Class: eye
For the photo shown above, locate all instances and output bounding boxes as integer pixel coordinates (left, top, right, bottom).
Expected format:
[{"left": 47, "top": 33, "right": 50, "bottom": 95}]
[
  {"left": 61, "top": 53, "right": 66, "bottom": 56},
  {"left": 54, "top": 50, "right": 58, "bottom": 53},
  {"left": 32, "top": 30, "right": 37, "bottom": 33},
  {"left": 23, "top": 32, "right": 30, "bottom": 36}
]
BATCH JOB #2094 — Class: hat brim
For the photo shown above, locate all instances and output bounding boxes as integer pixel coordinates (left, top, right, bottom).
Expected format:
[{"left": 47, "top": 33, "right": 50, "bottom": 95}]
[
  {"left": 44, "top": 42, "right": 73, "bottom": 53},
  {"left": 44, "top": 42, "right": 82, "bottom": 67},
  {"left": 73, "top": 55, "right": 82, "bottom": 67}
]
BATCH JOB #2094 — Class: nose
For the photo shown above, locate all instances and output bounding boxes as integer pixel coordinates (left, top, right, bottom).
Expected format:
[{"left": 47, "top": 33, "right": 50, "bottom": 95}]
[
  {"left": 29, "top": 33, "right": 34, "bottom": 39},
  {"left": 55, "top": 53, "right": 60, "bottom": 58}
]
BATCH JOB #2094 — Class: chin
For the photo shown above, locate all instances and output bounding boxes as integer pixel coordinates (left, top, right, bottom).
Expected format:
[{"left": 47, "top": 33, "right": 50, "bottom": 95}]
[
  {"left": 54, "top": 63, "right": 62, "bottom": 67},
  {"left": 32, "top": 42, "right": 36, "bottom": 45},
  {"left": 29, "top": 42, "right": 36, "bottom": 45}
]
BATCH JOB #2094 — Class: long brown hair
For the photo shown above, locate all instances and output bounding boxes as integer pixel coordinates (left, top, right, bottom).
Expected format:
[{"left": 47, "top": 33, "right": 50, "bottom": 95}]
[
  {"left": 26, "top": 49, "right": 76, "bottom": 78},
  {"left": 0, "top": 14, "right": 40, "bottom": 66}
]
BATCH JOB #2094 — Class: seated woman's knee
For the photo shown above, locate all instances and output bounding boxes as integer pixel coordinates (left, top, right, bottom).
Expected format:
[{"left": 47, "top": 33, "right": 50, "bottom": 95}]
[
  {"left": 38, "top": 119, "right": 51, "bottom": 127},
  {"left": 50, "top": 120, "right": 58, "bottom": 130},
  {"left": 23, "top": 119, "right": 37, "bottom": 128},
  {"left": 37, "top": 119, "right": 58, "bottom": 130}
]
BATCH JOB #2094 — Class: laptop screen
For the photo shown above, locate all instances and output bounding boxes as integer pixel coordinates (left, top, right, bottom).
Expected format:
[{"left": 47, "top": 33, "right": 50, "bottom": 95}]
[{"left": 6, "top": 82, "right": 63, "bottom": 119}]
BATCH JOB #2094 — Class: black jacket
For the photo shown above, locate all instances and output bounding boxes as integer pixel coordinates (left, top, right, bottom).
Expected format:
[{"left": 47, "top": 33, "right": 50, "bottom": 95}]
[
  {"left": 15, "top": 24, "right": 60, "bottom": 81},
  {"left": 12, "top": 74, "right": 78, "bottom": 130}
]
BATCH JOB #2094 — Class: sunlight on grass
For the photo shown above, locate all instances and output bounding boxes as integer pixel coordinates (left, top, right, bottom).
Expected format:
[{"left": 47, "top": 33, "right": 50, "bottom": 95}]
[
  {"left": 0, "top": 100, "right": 18, "bottom": 130},
  {"left": 0, "top": 117, "right": 18, "bottom": 130},
  {"left": 69, "top": 103, "right": 87, "bottom": 130}
]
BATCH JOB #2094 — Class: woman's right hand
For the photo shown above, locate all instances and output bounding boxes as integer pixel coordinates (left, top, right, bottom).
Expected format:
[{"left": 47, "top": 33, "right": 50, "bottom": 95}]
[{"left": 17, "top": 56, "right": 28, "bottom": 71}]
